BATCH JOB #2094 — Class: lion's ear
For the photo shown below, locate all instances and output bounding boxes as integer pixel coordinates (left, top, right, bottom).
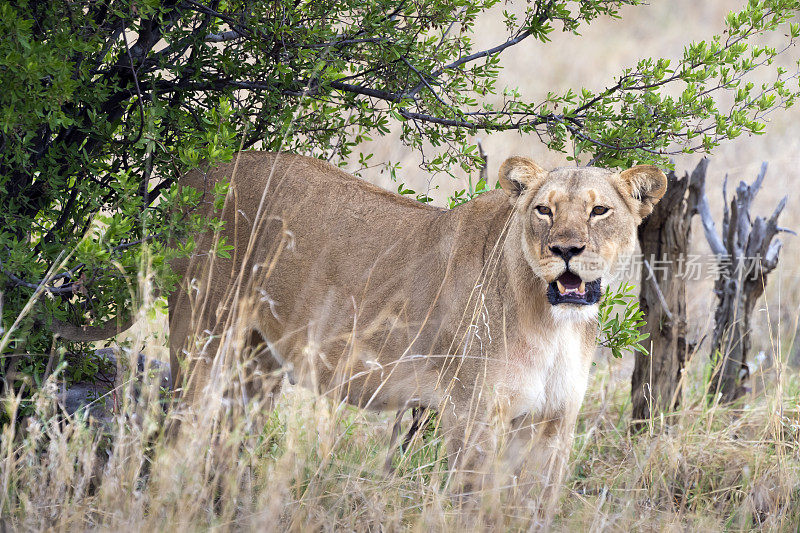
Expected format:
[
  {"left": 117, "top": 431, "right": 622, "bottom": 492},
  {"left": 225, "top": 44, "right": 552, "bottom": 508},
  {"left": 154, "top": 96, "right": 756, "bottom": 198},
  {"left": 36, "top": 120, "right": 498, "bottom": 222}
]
[
  {"left": 498, "top": 157, "right": 547, "bottom": 199},
  {"left": 618, "top": 165, "right": 667, "bottom": 218}
]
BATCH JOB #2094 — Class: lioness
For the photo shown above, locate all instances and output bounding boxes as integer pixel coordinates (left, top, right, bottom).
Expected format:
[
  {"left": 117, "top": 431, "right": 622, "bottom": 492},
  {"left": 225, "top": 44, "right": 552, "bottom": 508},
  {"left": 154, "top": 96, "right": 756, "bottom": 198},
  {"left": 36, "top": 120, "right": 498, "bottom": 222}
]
[
  {"left": 167, "top": 152, "right": 665, "bottom": 498},
  {"left": 58, "top": 151, "right": 666, "bottom": 504}
]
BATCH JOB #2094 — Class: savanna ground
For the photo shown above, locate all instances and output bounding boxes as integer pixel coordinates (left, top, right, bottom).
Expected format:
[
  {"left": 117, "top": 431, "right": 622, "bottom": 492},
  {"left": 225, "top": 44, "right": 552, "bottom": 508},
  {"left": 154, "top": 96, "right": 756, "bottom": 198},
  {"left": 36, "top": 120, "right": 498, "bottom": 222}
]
[{"left": 3, "top": 1, "right": 800, "bottom": 530}]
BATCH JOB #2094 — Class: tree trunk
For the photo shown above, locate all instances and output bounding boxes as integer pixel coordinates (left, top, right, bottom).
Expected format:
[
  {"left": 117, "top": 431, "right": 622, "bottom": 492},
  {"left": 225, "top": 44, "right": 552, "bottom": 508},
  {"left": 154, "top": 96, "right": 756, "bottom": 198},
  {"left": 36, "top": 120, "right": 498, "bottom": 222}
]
[
  {"left": 630, "top": 160, "right": 706, "bottom": 427},
  {"left": 699, "top": 163, "right": 787, "bottom": 402}
]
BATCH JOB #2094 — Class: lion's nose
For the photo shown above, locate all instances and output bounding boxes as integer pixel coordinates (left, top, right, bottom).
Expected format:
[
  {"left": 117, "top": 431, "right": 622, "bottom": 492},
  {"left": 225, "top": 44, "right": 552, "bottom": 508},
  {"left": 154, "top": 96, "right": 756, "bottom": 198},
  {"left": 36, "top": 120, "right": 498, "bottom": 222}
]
[{"left": 549, "top": 244, "right": 585, "bottom": 262}]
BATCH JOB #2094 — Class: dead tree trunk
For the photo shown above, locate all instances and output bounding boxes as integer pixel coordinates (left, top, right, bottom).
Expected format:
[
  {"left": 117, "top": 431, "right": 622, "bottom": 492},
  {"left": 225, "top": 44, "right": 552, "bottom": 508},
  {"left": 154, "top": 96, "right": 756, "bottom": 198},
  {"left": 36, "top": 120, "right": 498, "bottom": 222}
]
[
  {"left": 630, "top": 159, "right": 707, "bottom": 426},
  {"left": 698, "top": 163, "right": 787, "bottom": 402}
]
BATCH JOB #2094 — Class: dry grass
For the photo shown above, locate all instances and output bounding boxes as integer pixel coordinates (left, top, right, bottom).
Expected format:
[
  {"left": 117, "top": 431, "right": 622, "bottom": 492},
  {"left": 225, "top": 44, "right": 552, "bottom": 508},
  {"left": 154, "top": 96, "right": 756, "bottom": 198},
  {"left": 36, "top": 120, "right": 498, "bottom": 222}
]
[
  {"left": 2, "top": 328, "right": 799, "bottom": 531},
  {"left": 4, "top": 1, "right": 800, "bottom": 531}
]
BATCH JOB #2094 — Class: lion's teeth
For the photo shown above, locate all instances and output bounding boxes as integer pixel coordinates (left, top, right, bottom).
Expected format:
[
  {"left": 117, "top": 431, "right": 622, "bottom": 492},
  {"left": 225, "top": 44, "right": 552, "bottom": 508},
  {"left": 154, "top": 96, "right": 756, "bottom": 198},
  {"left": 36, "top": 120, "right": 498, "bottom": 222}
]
[
  {"left": 579, "top": 281, "right": 585, "bottom": 293},
  {"left": 556, "top": 280, "right": 566, "bottom": 295}
]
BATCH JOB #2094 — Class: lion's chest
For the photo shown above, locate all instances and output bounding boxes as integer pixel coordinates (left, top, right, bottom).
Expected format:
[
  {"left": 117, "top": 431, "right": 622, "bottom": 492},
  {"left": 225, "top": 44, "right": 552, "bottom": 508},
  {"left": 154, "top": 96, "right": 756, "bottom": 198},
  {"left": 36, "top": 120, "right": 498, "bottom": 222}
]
[{"left": 500, "top": 326, "right": 591, "bottom": 419}]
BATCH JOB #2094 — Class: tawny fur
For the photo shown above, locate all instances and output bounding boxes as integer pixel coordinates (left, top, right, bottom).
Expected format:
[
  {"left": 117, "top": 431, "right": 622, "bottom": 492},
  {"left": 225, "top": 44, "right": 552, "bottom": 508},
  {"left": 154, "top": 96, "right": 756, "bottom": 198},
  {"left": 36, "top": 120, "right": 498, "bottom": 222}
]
[{"left": 165, "top": 151, "right": 665, "bottom": 502}]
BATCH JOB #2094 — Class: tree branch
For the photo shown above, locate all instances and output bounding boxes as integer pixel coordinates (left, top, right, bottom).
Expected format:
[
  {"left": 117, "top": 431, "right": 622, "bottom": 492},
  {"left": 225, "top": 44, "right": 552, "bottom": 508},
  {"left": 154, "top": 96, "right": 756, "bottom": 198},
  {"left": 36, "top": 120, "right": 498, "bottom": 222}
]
[
  {"left": 0, "top": 258, "right": 76, "bottom": 295},
  {"left": 205, "top": 30, "right": 243, "bottom": 42}
]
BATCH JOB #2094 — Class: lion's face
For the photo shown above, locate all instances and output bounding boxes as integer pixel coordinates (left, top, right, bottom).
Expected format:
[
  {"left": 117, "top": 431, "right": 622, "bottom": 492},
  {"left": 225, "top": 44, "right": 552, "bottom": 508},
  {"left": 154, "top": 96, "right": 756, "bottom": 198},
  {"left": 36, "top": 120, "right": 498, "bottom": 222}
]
[{"left": 499, "top": 157, "right": 667, "bottom": 308}]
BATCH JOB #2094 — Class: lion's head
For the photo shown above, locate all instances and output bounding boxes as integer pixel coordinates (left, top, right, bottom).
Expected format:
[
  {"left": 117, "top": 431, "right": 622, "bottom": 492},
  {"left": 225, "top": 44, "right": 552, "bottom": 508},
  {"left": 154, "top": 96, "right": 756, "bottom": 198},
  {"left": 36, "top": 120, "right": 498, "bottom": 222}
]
[{"left": 499, "top": 157, "right": 667, "bottom": 309}]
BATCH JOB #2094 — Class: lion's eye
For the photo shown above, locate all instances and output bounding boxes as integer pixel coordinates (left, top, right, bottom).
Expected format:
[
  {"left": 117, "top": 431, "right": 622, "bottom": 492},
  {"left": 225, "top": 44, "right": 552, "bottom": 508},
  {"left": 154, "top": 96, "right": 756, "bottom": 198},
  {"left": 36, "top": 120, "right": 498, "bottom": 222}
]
[
  {"left": 591, "top": 206, "right": 609, "bottom": 216},
  {"left": 535, "top": 205, "right": 552, "bottom": 216}
]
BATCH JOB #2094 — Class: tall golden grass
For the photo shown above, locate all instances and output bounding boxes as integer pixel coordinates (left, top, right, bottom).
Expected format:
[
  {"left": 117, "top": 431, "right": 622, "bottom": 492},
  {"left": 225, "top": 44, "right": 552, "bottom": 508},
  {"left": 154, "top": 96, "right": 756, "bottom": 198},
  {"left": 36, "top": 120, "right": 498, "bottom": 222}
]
[{"left": 2, "top": 304, "right": 799, "bottom": 530}]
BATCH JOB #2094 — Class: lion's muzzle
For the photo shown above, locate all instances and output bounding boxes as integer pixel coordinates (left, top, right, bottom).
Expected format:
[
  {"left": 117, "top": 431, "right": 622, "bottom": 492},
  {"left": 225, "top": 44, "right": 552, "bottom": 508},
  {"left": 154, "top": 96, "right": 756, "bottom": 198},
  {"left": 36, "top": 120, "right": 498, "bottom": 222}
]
[{"left": 547, "top": 271, "right": 602, "bottom": 305}]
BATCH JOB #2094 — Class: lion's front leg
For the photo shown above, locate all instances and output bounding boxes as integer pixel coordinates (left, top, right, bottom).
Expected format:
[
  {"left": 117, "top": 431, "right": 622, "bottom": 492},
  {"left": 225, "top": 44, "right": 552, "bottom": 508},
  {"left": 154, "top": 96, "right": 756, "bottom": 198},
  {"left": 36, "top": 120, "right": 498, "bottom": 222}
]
[
  {"left": 504, "top": 408, "right": 580, "bottom": 517},
  {"left": 440, "top": 402, "right": 498, "bottom": 498}
]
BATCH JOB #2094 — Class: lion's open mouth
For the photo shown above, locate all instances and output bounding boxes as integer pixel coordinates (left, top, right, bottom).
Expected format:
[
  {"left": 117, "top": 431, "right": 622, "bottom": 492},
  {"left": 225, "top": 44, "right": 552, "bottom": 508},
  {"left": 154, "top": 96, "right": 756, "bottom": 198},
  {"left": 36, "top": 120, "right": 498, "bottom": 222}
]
[{"left": 547, "top": 271, "right": 602, "bottom": 306}]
